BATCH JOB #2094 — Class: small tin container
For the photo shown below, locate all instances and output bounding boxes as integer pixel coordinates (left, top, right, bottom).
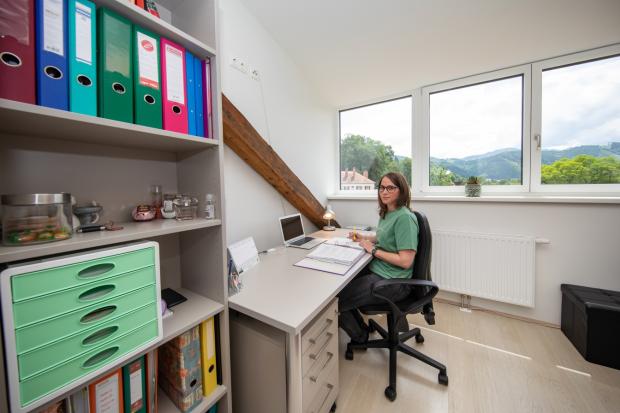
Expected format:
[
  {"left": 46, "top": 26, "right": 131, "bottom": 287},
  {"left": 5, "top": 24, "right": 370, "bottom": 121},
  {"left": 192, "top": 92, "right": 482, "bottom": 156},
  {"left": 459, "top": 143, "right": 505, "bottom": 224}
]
[{"left": 1, "top": 193, "right": 73, "bottom": 246}]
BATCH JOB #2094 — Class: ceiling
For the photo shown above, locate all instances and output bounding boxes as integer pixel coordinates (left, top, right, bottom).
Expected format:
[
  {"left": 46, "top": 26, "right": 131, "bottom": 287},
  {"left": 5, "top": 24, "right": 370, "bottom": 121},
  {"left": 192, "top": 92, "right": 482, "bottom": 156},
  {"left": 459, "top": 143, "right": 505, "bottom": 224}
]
[{"left": 239, "top": 0, "right": 620, "bottom": 108}]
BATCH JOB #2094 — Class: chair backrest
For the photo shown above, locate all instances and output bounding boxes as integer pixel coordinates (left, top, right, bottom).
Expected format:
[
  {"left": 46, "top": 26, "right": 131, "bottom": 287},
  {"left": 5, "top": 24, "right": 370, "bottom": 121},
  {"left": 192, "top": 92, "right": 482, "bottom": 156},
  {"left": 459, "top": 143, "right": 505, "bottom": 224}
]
[{"left": 411, "top": 210, "right": 432, "bottom": 282}]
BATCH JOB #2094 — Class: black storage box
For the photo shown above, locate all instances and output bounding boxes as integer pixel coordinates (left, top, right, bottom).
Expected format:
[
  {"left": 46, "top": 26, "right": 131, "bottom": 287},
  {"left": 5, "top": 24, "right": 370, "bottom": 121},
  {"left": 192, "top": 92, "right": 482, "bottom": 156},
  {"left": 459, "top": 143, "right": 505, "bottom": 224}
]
[{"left": 561, "top": 284, "right": 620, "bottom": 370}]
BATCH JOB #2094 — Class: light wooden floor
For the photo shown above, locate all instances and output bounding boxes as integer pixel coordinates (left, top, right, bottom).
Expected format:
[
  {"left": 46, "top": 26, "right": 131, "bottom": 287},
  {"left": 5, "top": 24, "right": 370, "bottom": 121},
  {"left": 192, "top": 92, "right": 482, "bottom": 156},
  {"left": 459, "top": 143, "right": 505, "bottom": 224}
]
[{"left": 336, "top": 302, "right": 620, "bottom": 413}]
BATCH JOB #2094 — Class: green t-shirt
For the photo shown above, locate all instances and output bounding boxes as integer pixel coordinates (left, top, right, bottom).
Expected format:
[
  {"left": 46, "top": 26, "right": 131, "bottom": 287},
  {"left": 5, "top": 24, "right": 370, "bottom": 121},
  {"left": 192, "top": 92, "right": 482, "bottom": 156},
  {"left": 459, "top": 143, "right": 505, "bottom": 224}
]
[{"left": 369, "top": 207, "right": 419, "bottom": 279}]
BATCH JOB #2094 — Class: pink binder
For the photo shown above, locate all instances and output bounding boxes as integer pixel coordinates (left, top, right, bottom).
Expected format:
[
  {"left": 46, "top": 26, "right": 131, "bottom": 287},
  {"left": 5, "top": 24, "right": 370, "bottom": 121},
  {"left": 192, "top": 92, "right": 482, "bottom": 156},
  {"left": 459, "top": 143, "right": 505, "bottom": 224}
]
[
  {"left": 202, "top": 58, "right": 213, "bottom": 139},
  {"left": 161, "top": 38, "right": 188, "bottom": 133},
  {"left": 0, "top": 0, "right": 36, "bottom": 103}
]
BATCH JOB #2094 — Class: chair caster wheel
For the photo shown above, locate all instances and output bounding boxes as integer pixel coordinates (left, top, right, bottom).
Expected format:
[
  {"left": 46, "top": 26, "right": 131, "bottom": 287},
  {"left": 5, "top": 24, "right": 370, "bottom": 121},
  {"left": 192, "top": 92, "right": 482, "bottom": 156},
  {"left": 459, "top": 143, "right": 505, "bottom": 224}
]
[
  {"left": 438, "top": 371, "right": 449, "bottom": 386},
  {"left": 330, "top": 402, "right": 337, "bottom": 412},
  {"left": 415, "top": 334, "right": 425, "bottom": 343},
  {"left": 345, "top": 348, "right": 354, "bottom": 360},
  {"left": 384, "top": 386, "right": 397, "bottom": 401}
]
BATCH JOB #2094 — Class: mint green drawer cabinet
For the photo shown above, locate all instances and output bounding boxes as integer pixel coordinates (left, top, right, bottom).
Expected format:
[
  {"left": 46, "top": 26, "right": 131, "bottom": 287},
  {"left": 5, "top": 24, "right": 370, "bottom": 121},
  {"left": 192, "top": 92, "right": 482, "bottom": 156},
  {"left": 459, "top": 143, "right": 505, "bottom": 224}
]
[
  {"left": 13, "top": 265, "right": 155, "bottom": 328},
  {"left": 15, "top": 284, "right": 158, "bottom": 354},
  {"left": 19, "top": 319, "right": 159, "bottom": 407},
  {"left": 1, "top": 242, "right": 163, "bottom": 413},
  {"left": 18, "top": 302, "right": 158, "bottom": 380},
  {"left": 11, "top": 247, "right": 155, "bottom": 302}
]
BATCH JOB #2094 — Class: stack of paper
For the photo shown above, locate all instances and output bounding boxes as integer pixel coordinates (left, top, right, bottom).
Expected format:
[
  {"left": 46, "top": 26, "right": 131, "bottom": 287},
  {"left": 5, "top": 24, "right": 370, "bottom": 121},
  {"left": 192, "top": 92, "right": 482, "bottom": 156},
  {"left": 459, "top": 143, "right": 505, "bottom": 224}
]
[
  {"left": 325, "top": 237, "right": 364, "bottom": 250},
  {"left": 295, "top": 243, "right": 367, "bottom": 275},
  {"left": 307, "top": 244, "right": 365, "bottom": 265}
]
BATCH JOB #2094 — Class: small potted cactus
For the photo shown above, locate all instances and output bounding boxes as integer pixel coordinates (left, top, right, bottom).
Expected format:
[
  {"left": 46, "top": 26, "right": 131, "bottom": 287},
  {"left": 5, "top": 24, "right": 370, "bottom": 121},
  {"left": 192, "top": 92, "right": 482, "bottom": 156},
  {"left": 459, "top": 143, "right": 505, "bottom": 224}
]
[{"left": 465, "top": 176, "right": 481, "bottom": 197}]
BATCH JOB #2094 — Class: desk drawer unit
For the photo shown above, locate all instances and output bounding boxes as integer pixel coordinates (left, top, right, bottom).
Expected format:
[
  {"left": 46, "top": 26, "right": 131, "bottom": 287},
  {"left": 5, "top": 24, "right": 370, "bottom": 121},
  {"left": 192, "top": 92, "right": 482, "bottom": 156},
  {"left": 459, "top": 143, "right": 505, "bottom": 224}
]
[
  {"left": 0, "top": 242, "right": 163, "bottom": 413},
  {"left": 301, "top": 298, "right": 338, "bottom": 413}
]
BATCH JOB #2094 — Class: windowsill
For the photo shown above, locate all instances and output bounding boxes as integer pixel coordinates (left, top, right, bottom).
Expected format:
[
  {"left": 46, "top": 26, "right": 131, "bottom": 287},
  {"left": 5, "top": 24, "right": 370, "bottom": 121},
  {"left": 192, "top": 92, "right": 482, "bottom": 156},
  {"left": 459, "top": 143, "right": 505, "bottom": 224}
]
[{"left": 327, "top": 193, "right": 620, "bottom": 204}]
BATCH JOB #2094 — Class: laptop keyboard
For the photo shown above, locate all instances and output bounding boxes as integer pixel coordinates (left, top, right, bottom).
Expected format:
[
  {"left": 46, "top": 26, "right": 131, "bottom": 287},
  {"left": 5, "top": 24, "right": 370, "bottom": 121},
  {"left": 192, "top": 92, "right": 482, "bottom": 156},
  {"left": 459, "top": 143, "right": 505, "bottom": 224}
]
[{"left": 290, "top": 237, "right": 314, "bottom": 246}]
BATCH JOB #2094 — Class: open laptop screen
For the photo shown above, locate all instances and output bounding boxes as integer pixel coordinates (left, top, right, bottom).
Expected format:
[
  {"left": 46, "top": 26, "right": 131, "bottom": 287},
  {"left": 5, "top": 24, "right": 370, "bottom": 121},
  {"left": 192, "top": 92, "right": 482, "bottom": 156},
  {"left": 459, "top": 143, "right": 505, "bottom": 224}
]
[{"left": 280, "top": 215, "right": 304, "bottom": 242}]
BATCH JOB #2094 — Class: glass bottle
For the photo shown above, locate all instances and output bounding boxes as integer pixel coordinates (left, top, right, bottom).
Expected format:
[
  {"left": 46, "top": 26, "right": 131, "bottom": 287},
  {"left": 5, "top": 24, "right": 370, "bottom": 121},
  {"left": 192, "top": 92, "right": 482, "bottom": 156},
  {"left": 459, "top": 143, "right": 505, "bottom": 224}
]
[
  {"left": 204, "top": 194, "right": 215, "bottom": 220},
  {"left": 150, "top": 185, "right": 163, "bottom": 219}
]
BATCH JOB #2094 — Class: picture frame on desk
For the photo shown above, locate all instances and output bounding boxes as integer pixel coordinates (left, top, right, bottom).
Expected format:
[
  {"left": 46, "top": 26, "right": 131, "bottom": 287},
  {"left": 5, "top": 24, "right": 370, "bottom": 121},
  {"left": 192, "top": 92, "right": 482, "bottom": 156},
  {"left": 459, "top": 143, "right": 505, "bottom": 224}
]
[{"left": 88, "top": 369, "right": 123, "bottom": 413}]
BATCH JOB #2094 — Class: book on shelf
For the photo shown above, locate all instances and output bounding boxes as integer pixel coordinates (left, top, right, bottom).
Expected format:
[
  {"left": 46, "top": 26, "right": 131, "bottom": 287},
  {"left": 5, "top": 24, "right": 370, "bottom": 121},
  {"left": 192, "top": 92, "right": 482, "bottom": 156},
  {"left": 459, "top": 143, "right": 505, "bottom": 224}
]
[
  {"left": 145, "top": 350, "right": 158, "bottom": 413},
  {"left": 67, "top": 387, "right": 89, "bottom": 413}
]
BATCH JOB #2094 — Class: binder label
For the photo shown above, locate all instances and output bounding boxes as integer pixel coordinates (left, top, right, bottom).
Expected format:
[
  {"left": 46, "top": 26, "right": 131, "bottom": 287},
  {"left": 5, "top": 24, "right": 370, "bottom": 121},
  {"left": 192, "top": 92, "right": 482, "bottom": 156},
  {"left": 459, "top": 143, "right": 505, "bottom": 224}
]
[
  {"left": 137, "top": 32, "right": 159, "bottom": 89},
  {"left": 165, "top": 44, "right": 185, "bottom": 104},
  {"left": 206, "top": 318, "right": 214, "bottom": 358},
  {"left": 75, "top": 2, "right": 92, "bottom": 65},
  {"left": 129, "top": 360, "right": 144, "bottom": 411},
  {"left": 43, "top": 0, "right": 64, "bottom": 56}
]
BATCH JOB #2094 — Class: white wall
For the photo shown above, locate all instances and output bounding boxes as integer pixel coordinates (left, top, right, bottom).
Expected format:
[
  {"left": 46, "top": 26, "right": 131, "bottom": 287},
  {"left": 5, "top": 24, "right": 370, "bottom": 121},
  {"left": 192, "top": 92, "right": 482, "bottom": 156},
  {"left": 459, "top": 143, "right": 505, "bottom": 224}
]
[
  {"left": 329, "top": 199, "right": 620, "bottom": 325},
  {"left": 218, "top": 0, "right": 335, "bottom": 251}
]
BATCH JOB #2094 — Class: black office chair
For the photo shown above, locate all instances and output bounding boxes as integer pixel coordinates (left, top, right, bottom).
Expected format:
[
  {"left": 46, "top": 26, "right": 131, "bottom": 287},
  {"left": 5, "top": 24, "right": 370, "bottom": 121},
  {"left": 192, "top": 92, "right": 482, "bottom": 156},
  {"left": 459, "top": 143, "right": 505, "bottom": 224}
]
[{"left": 345, "top": 210, "right": 448, "bottom": 401}]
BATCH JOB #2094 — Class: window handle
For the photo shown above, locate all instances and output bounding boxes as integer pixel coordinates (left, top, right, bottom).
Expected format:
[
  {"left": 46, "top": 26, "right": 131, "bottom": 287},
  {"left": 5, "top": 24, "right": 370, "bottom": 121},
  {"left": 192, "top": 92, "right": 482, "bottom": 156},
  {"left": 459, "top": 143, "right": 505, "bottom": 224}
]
[{"left": 534, "top": 134, "right": 541, "bottom": 150}]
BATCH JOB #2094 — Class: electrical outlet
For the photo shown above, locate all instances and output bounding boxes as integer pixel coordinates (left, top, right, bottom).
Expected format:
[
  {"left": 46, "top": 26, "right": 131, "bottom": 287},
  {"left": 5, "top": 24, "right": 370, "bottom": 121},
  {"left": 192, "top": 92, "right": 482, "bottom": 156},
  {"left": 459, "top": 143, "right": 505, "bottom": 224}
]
[
  {"left": 231, "top": 57, "right": 248, "bottom": 74},
  {"left": 250, "top": 68, "right": 260, "bottom": 81}
]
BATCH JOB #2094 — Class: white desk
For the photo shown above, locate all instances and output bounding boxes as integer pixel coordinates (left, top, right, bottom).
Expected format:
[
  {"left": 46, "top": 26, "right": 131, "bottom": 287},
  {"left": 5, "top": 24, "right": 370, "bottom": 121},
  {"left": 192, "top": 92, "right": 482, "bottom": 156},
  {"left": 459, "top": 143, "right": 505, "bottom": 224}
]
[{"left": 228, "top": 229, "right": 372, "bottom": 413}]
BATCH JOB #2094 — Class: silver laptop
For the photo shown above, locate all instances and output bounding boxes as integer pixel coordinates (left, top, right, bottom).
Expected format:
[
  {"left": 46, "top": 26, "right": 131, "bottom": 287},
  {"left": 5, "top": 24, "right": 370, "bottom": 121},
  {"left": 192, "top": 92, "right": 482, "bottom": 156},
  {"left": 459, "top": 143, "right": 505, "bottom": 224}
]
[{"left": 279, "top": 213, "right": 324, "bottom": 249}]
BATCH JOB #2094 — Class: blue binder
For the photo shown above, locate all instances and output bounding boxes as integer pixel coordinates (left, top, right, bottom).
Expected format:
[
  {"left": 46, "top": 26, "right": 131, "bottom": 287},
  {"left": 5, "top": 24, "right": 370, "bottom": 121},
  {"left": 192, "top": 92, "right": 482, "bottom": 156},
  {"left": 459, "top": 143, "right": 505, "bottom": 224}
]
[
  {"left": 36, "top": 0, "right": 69, "bottom": 110},
  {"left": 194, "top": 57, "right": 205, "bottom": 137},
  {"left": 185, "top": 52, "right": 196, "bottom": 136}
]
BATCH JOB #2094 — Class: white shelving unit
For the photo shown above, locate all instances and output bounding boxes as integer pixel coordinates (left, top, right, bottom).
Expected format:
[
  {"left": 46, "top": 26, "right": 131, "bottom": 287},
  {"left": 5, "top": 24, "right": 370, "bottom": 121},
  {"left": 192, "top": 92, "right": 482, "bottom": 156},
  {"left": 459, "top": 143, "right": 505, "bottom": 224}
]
[{"left": 0, "top": 0, "right": 231, "bottom": 412}]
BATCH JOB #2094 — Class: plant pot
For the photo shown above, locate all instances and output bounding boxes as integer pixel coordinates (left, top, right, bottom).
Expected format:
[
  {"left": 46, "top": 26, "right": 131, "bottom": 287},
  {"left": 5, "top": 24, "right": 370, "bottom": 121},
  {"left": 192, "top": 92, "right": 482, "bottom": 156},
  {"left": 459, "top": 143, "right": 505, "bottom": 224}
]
[{"left": 465, "top": 183, "right": 481, "bottom": 197}]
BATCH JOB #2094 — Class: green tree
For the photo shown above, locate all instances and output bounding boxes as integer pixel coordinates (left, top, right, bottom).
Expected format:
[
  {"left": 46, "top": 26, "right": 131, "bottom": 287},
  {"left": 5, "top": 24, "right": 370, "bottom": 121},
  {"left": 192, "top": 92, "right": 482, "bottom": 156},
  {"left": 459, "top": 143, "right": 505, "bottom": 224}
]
[
  {"left": 541, "top": 155, "right": 620, "bottom": 184},
  {"left": 430, "top": 163, "right": 454, "bottom": 186},
  {"left": 340, "top": 134, "right": 412, "bottom": 185}
]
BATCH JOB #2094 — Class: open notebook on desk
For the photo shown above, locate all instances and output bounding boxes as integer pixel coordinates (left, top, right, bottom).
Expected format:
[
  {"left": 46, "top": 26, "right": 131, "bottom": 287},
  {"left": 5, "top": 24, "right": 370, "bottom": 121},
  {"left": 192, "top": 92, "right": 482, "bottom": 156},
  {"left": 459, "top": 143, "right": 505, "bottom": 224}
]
[{"left": 295, "top": 243, "right": 367, "bottom": 275}]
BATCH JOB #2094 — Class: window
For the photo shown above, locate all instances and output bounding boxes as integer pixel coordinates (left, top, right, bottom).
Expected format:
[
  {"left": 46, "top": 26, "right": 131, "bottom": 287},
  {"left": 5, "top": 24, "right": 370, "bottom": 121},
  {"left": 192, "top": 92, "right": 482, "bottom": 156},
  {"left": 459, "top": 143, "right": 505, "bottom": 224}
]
[
  {"left": 336, "top": 44, "right": 620, "bottom": 197},
  {"left": 531, "top": 51, "right": 620, "bottom": 191},
  {"left": 421, "top": 66, "right": 530, "bottom": 192},
  {"left": 339, "top": 96, "right": 412, "bottom": 191}
]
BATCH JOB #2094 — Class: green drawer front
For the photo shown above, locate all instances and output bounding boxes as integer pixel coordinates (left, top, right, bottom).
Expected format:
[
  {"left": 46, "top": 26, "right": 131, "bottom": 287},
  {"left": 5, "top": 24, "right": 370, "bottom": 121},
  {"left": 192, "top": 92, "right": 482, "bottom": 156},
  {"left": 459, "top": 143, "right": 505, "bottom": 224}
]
[
  {"left": 19, "top": 319, "right": 159, "bottom": 407},
  {"left": 12, "top": 247, "right": 155, "bottom": 302},
  {"left": 15, "top": 285, "right": 158, "bottom": 354},
  {"left": 18, "top": 302, "right": 158, "bottom": 380},
  {"left": 13, "top": 266, "right": 155, "bottom": 328}
]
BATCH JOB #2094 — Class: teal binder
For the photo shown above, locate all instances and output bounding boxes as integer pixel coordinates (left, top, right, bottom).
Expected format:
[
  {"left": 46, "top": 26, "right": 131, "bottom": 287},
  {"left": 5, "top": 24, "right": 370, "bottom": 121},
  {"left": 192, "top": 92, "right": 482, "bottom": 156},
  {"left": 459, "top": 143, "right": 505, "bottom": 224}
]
[{"left": 68, "top": 0, "right": 97, "bottom": 116}]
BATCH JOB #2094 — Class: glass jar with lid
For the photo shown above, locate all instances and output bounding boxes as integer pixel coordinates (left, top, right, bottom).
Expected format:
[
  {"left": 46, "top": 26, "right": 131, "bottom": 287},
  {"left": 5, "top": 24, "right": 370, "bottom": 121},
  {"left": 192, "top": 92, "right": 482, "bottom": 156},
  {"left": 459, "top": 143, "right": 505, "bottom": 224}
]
[{"left": 1, "top": 193, "right": 73, "bottom": 246}]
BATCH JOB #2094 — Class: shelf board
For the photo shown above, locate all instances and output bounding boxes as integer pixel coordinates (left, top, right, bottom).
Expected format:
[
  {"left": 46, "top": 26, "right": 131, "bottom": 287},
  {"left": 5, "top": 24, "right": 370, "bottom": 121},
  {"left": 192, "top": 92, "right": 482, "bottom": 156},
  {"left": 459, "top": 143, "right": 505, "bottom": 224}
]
[
  {"left": 162, "top": 288, "right": 225, "bottom": 343},
  {"left": 0, "top": 99, "right": 218, "bottom": 153},
  {"left": 0, "top": 219, "right": 222, "bottom": 263},
  {"left": 95, "top": 0, "right": 216, "bottom": 57},
  {"left": 158, "top": 385, "right": 227, "bottom": 413}
]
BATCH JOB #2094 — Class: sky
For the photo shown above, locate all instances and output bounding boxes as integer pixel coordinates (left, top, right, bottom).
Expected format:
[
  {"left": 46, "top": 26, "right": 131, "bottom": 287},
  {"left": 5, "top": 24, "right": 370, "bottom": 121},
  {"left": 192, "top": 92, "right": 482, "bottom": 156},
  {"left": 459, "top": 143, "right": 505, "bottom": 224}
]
[{"left": 339, "top": 55, "right": 619, "bottom": 159}]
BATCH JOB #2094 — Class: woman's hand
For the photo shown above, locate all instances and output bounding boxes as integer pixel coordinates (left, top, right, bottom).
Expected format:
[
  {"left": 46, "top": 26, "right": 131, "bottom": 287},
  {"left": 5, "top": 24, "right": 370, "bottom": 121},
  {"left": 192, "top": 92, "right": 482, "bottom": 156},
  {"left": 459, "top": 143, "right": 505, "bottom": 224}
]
[
  {"left": 347, "top": 231, "right": 363, "bottom": 241},
  {"left": 359, "top": 239, "right": 374, "bottom": 254}
]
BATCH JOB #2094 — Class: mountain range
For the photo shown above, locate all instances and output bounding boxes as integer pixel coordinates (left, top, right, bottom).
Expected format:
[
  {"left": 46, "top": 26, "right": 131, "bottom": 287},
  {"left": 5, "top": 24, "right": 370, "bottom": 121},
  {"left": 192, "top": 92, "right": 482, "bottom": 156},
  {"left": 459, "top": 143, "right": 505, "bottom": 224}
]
[{"left": 430, "top": 142, "right": 620, "bottom": 180}]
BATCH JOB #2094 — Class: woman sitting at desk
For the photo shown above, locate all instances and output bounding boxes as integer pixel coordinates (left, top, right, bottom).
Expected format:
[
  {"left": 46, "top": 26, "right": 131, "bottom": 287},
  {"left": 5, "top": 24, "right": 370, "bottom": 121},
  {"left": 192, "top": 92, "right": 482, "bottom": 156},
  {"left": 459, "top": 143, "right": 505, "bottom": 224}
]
[{"left": 339, "top": 171, "right": 418, "bottom": 345}]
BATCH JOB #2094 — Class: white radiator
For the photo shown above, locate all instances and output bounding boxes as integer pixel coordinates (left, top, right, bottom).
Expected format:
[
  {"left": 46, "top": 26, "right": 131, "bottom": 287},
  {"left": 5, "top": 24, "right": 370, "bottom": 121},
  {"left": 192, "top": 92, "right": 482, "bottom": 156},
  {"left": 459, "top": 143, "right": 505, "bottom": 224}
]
[{"left": 430, "top": 230, "right": 536, "bottom": 307}]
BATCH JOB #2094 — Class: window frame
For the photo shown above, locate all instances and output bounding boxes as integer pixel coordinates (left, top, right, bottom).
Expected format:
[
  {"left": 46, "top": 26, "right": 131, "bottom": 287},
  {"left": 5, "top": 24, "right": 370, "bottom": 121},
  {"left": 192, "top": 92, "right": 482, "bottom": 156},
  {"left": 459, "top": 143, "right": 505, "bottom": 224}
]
[
  {"left": 337, "top": 94, "right": 414, "bottom": 194},
  {"left": 335, "top": 44, "right": 620, "bottom": 198},
  {"left": 419, "top": 65, "right": 532, "bottom": 194},
  {"left": 530, "top": 44, "right": 620, "bottom": 193}
]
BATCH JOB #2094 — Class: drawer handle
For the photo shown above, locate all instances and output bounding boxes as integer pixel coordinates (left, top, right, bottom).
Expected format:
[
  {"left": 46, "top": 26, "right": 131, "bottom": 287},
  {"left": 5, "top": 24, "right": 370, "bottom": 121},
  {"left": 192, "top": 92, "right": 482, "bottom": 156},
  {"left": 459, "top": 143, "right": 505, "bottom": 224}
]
[
  {"left": 82, "top": 346, "right": 119, "bottom": 369},
  {"left": 79, "top": 284, "right": 116, "bottom": 301},
  {"left": 309, "top": 352, "right": 333, "bottom": 382},
  {"left": 80, "top": 305, "right": 117, "bottom": 324},
  {"left": 309, "top": 332, "right": 333, "bottom": 360},
  {"left": 309, "top": 318, "right": 333, "bottom": 344},
  {"left": 78, "top": 263, "right": 115, "bottom": 279},
  {"left": 82, "top": 325, "right": 119, "bottom": 346},
  {"left": 316, "top": 383, "right": 334, "bottom": 413}
]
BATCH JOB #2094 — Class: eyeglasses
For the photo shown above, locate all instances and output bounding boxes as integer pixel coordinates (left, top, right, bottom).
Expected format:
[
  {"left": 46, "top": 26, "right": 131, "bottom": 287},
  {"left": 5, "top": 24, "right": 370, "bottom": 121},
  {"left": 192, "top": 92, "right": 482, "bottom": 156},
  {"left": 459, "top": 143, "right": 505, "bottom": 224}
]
[{"left": 378, "top": 185, "right": 398, "bottom": 193}]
